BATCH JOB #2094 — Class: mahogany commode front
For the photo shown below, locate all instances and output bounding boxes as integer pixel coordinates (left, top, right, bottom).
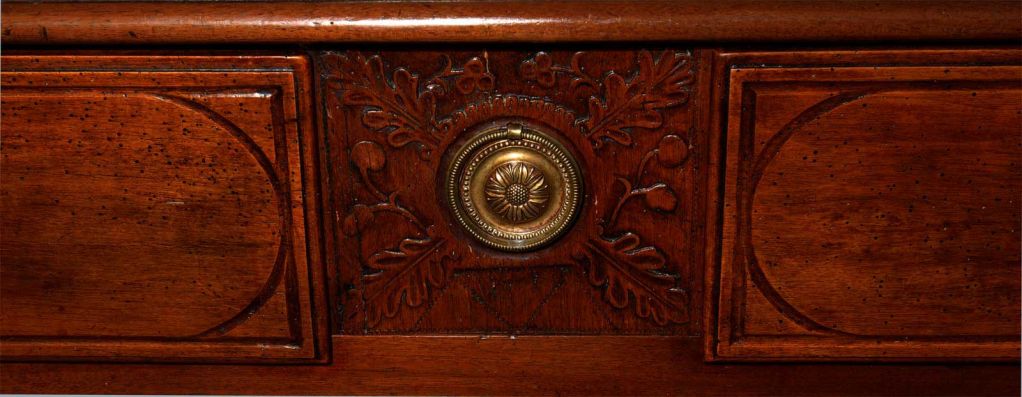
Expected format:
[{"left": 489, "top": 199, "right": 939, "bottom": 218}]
[{"left": 1, "top": 1, "right": 1020, "bottom": 395}]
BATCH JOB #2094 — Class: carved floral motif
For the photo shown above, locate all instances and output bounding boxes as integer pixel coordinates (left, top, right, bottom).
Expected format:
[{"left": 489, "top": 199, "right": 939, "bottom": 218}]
[
  {"left": 606, "top": 134, "right": 689, "bottom": 227},
  {"left": 342, "top": 140, "right": 456, "bottom": 327},
  {"left": 578, "top": 133, "right": 692, "bottom": 325},
  {"left": 323, "top": 52, "right": 496, "bottom": 160},
  {"left": 574, "top": 228, "right": 689, "bottom": 326},
  {"left": 485, "top": 162, "right": 551, "bottom": 224},
  {"left": 520, "top": 50, "right": 694, "bottom": 149},
  {"left": 327, "top": 50, "right": 694, "bottom": 328}
]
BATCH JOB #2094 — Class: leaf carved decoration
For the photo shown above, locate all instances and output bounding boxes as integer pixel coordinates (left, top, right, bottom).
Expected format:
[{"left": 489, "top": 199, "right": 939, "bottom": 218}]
[
  {"left": 583, "top": 132, "right": 692, "bottom": 325},
  {"left": 574, "top": 228, "right": 688, "bottom": 325},
  {"left": 341, "top": 139, "right": 453, "bottom": 327},
  {"left": 323, "top": 52, "right": 443, "bottom": 159},
  {"left": 363, "top": 226, "right": 455, "bottom": 327},
  {"left": 324, "top": 52, "right": 498, "bottom": 160},
  {"left": 605, "top": 134, "right": 690, "bottom": 227},
  {"left": 330, "top": 51, "right": 696, "bottom": 328},
  {"left": 583, "top": 50, "right": 693, "bottom": 148},
  {"left": 522, "top": 50, "right": 693, "bottom": 149}
]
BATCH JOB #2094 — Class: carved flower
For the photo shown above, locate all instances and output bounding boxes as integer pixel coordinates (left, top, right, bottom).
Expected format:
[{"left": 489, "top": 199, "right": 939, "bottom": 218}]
[
  {"left": 455, "top": 57, "right": 495, "bottom": 94},
  {"left": 521, "top": 52, "right": 556, "bottom": 88},
  {"left": 485, "top": 162, "right": 551, "bottom": 223}
]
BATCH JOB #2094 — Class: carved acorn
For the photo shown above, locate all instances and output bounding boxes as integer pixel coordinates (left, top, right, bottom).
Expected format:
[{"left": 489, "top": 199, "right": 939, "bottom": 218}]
[
  {"left": 342, "top": 204, "right": 375, "bottom": 236},
  {"left": 656, "top": 134, "right": 689, "bottom": 168},
  {"left": 351, "top": 140, "right": 386, "bottom": 172},
  {"left": 643, "top": 183, "right": 678, "bottom": 212}
]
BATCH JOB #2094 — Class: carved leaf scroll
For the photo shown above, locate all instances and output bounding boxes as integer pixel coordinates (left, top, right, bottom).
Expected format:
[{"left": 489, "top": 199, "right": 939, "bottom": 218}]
[
  {"left": 575, "top": 229, "right": 688, "bottom": 325},
  {"left": 522, "top": 50, "right": 693, "bottom": 149},
  {"left": 363, "top": 227, "right": 455, "bottom": 327},
  {"left": 323, "top": 52, "right": 443, "bottom": 158},
  {"left": 341, "top": 139, "right": 453, "bottom": 327},
  {"left": 581, "top": 51, "right": 694, "bottom": 148}
]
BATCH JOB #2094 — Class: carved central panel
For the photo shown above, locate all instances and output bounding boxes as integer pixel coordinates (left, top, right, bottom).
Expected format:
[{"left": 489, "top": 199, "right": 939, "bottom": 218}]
[{"left": 322, "top": 49, "right": 701, "bottom": 334}]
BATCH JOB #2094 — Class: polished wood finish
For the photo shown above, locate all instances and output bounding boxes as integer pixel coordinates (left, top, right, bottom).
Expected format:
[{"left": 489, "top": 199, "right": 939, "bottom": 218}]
[
  {"left": 2, "top": 1, "right": 1020, "bottom": 45},
  {"left": 322, "top": 49, "right": 703, "bottom": 334},
  {"left": 0, "top": 55, "right": 329, "bottom": 362},
  {"left": 2, "top": 335, "right": 1019, "bottom": 396},
  {"left": 1, "top": 1, "right": 1021, "bottom": 394},
  {"left": 706, "top": 49, "right": 1022, "bottom": 361}
]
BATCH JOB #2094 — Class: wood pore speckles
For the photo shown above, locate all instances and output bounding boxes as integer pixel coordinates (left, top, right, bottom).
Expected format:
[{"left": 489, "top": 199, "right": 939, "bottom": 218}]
[
  {"left": 709, "top": 49, "right": 1022, "bottom": 361},
  {"left": 0, "top": 3, "right": 1020, "bottom": 392},
  {"left": 0, "top": 55, "right": 329, "bottom": 363}
]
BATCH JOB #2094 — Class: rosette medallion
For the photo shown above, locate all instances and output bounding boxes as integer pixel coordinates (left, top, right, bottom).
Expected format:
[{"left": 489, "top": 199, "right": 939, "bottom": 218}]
[{"left": 445, "top": 122, "right": 582, "bottom": 251}]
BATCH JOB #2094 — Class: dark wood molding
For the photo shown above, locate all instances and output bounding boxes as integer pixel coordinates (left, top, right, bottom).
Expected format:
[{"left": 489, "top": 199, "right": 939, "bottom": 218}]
[
  {"left": 2, "top": 1, "right": 1020, "bottom": 45},
  {"left": 2, "top": 335, "right": 1019, "bottom": 395}
]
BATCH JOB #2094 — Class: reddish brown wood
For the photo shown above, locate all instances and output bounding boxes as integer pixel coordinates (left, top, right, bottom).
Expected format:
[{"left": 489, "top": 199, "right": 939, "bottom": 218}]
[
  {"left": 0, "top": 55, "right": 329, "bottom": 362},
  {"left": 1, "top": 335, "right": 1019, "bottom": 395},
  {"left": 706, "top": 49, "right": 1022, "bottom": 361},
  {"left": 320, "top": 49, "right": 704, "bottom": 334},
  {"left": 0, "top": 1, "right": 1020, "bottom": 392},
  {"left": 1, "top": 1, "right": 1019, "bottom": 45}
]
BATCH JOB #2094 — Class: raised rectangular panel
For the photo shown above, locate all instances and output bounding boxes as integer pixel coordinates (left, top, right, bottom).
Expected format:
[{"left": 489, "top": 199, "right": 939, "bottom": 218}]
[
  {"left": 711, "top": 50, "right": 1022, "bottom": 361},
  {"left": 0, "top": 55, "right": 327, "bottom": 362}
]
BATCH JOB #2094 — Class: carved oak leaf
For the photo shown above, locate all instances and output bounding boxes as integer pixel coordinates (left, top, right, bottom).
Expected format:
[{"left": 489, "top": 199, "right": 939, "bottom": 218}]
[
  {"left": 582, "top": 50, "right": 693, "bottom": 148},
  {"left": 575, "top": 228, "right": 688, "bottom": 325},
  {"left": 636, "top": 50, "right": 693, "bottom": 109},
  {"left": 323, "top": 51, "right": 441, "bottom": 158},
  {"left": 363, "top": 226, "right": 454, "bottom": 327},
  {"left": 584, "top": 73, "right": 661, "bottom": 147}
]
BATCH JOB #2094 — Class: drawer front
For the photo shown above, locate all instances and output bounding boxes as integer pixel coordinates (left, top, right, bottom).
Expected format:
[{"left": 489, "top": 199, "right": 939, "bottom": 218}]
[
  {"left": 710, "top": 50, "right": 1021, "bottom": 360},
  {"left": 321, "top": 49, "right": 705, "bottom": 334},
  {"left": 0, "top": 55, "right": 327, "bottom": 362}
]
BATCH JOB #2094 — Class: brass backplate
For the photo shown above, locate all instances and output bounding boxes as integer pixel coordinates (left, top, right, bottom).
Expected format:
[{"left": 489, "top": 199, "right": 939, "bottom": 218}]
[{"left": 445, "top": 122, "right": 582, "bottom": 251}]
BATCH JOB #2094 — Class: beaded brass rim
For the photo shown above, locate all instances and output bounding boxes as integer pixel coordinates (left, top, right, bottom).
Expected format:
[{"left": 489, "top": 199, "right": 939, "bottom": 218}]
[{"left": 445, "top": 122, "right": 582, "bottom": 251}]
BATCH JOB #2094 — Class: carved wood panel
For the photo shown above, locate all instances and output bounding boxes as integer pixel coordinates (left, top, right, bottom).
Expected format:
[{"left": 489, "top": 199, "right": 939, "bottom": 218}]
[
  {"left": 0, "top": 55, "right": 327, "bottom": 362},
  {"left": 319, "top": 49, "right": 705, "bottom": 334},
  {"left": 709, "top": 50, "right": 1022, "bottom": 360}
]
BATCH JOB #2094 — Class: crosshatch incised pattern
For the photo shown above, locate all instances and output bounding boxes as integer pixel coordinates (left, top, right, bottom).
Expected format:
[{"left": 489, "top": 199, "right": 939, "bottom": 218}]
[{"left": 322, "top": 50, "right": 701, "bottom": 334}]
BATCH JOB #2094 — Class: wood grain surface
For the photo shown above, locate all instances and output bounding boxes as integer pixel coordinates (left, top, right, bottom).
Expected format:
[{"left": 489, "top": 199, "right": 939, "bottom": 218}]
[
  {"left": 0, "top": 1, "right": 1019, "bottom": 44},
  {"left": 705, "top": 49, "right": 1022, "bottom": 361},
  {"left": 1, "top": 335, "right": 1019, "bottom": 396},
  {"left": 0, "top": 1, "right": 1020, "bottom": 389},
  {"left": 0, "top": 54, "right": 329, "bottom": 362}
]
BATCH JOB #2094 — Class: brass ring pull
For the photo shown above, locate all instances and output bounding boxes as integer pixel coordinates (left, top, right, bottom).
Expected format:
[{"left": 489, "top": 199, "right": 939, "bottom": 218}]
[{"left": 445, "top": 122, "right": 582, "bottom": 251}]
